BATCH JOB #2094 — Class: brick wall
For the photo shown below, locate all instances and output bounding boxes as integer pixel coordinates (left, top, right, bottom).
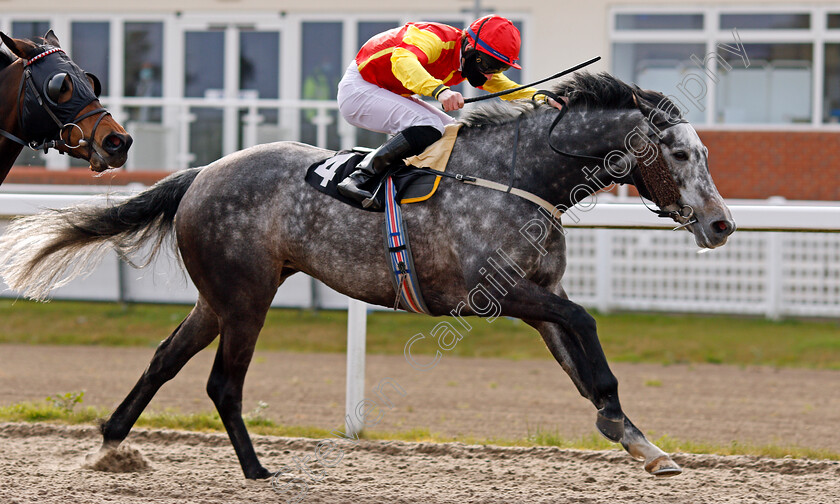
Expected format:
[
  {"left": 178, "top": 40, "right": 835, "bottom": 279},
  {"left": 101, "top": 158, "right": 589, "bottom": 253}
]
[
  {"left": 4, "top": 167, "right": 166, "bottom": 187},
  {"left": 696, "top": 130, "right": 840, "bottom": 202}
]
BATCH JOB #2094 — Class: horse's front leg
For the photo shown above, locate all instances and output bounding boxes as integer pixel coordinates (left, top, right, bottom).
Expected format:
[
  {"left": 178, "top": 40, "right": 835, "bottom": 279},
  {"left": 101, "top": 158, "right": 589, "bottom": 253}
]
[
  {"left": 529, "top": 319, "right": 681, "bottom": 476},
  {"left": 499, "top": 281, "right": 681, "bottom": 476}
]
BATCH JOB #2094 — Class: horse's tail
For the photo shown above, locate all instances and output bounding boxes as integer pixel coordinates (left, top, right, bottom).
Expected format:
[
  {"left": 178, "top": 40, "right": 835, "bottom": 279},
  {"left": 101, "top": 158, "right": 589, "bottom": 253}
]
[{"left": 0, "top": 167, "right": 202, "bottom": 301}]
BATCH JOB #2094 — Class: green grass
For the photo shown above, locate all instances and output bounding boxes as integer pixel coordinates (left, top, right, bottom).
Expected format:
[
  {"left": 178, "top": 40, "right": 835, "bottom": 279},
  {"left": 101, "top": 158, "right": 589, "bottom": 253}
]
[
  {"left": 1, "top": 399, "right": 837, "bottom": 461},
  {"left": 1, "top": 299, "right": 840, "bottom": 368}
]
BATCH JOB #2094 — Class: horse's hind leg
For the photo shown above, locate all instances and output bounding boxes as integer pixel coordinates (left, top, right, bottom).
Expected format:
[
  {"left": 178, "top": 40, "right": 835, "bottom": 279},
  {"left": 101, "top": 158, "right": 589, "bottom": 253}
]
[
  {"left": 205, "top": 298, "right": 275, "bottom": 479},
  {"left": 99, "top": 297, "right": 219, "bottom": 448}
]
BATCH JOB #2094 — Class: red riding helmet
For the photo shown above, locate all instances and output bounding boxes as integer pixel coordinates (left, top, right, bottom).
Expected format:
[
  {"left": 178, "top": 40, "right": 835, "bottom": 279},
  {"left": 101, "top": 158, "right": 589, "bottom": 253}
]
[{"left": 465, "top": 15, "right": 522, "bottom": 70}]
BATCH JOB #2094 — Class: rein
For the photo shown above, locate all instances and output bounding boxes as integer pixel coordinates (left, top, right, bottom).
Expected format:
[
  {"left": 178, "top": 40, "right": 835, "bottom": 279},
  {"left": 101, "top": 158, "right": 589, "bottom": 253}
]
[
  {"left": 0, "top": 48, "right": 110, "bottom": 155},
  {"left": 419, "top": 91, "right": 698, "bottom": 229},
  {"left": 463, "top": 56, "right": 601, "bottom": 105}
]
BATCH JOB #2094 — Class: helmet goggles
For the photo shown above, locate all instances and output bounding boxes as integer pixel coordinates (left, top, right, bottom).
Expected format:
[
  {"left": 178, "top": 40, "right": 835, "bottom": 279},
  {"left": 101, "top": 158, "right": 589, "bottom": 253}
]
[{"left": 474, "top": 54, "right": 510, "bottom": 75}]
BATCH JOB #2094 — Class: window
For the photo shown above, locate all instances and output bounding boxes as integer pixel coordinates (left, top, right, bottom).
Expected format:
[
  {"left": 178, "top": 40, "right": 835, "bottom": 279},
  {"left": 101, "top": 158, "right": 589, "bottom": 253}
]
[
  {"left": 124, "top": 22, "right": 163, "bottom": 98},
  {"left": 613, "top": 42, "right": 706, "bottom": 124},
  {"left": 720, "top": 13, "right": 810, "bottom": 30},
  {"left": 716, "top": 43, "right": 812, "bottom": 124},
  {"left": 239, "top": 31, "right": 281, "bottom": 149},
  {"left": 124, "top": 22, "right": 164, "bottom": 124},
  {"left": 11, "top": 21, "right": 49, "bottom": 41},
  {"left": 185, "top": 30, "right": 224, "bottom": 167},
  {"left": 71, "top": 22, "right": 110, "bottom": 96},
  {"left": 240, "top": 31, "right": 279, "bottom": 100},
  {"left": 300, "top": 22, "right": 342, "bottom": 149},
  {"left": 616, "top": 14, "right": 703, "bottom": 31},
  {"left": 612, "top": 9, "right": 830, "bottom": 126},
  {"left": 825, "top": 45, "right": 840, "bottom": 123},
  {"left": 508, "top": 20, "right": 524, "bottom": 85}
]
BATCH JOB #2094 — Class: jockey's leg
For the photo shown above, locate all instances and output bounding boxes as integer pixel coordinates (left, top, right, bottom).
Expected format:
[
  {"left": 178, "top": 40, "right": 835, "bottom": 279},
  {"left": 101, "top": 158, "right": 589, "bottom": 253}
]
[
  {"left": 336, "top": 62, "right": 451, "bottom": 208},
  {"left": 337, "top": 125, "right": 440, "bottom": 208}
]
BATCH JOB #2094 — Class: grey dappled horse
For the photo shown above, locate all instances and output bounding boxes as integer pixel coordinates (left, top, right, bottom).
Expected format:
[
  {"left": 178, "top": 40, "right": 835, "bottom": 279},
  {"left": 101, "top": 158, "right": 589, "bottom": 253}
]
[{"left": 0, "top": 73, "right": 734, "bottom": 479}]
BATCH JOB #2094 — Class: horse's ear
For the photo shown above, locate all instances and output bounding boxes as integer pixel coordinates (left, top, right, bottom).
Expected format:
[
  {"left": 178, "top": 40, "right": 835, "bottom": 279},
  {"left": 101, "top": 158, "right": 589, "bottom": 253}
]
[
  {"left": 0, "top": 32, "right": 28, "bottom": 59},
  {"left": 633, "top": 90, "right": 663, "bottom": 124},
  {"left": 633, "top": 87, "right": 682, "bottom": 127},
  {"left": 44, "top": 30, "right": 61, "bottom": 48}
]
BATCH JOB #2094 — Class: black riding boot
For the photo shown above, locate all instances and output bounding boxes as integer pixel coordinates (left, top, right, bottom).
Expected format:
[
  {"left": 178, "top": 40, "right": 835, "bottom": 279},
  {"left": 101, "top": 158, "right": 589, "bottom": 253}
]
[
  {"left": 337, "top": 133, "right": 413, "bottom": 208},
  {"left": 338, "top": 126, "right": 442, "bottom": 209}
]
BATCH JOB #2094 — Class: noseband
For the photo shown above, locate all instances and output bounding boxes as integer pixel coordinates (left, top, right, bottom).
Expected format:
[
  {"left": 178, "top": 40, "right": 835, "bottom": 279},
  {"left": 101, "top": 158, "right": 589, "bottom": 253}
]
[
  {"left": 0, "top": 47, "right": 110, "bottom": 155},
  {"left": 537, "top": 89, "right": 696, "bottom": 229}
]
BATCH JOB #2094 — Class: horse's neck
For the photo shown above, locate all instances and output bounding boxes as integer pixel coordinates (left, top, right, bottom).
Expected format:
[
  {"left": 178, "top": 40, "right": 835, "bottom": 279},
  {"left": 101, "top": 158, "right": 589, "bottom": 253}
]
[
  {"left": 515, "top": 110, "right": 638, "bottom": 209},
  {"left": 0, "top": 140, "right": 22, "bottom": 184},
  {"left": 0, "top": 63, "right": 24, "bottom": 184},
  {"left": 0, "top": 105, "right": 23, "bottom": 185},
  {"left": 0, "top": 102, "right": 23, "bottom": 184}
]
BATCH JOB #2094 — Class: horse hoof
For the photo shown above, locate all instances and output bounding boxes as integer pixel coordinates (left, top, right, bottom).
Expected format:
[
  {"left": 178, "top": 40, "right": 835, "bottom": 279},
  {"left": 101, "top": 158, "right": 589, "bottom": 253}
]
[
  {"left": 246, "top": 466, "right": 272, "bottom": 480},
  {"left": 595, "top": 412, "right": 624, "bottom": 442},
  {"left": 644, "top": 455, "right": 682, "bottom": 477}
]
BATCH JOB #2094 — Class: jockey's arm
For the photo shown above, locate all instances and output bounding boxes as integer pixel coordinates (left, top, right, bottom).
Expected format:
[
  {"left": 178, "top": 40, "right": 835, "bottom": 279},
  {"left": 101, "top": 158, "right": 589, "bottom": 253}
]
[
  {"left": 390, "top": 26, "right": 453, "bottom": 101},
  {"left": 481, "top": 73, "right": 537, "bottom": 100},
  {"left": 482, "top": 73, "right": 565, "bottom": 110},
  {"left": 391, "top": 49, "right": 449, "bottom": 98}
]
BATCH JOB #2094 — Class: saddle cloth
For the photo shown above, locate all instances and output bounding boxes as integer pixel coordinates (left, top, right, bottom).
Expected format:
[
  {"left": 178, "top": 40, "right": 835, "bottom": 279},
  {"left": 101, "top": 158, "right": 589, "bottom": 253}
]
[{"left": 304, "top": 124, "right": 461, "bottom": 211}]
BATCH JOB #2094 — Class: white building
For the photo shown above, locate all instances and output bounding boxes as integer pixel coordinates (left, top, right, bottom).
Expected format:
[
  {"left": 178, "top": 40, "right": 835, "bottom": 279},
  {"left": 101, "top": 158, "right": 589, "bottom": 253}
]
[
  {"left": 2, "top": 3, "right": 838, "bottom": 318},
  {"left": 2, "top": 2, "right": 839, "bottom": 170}
]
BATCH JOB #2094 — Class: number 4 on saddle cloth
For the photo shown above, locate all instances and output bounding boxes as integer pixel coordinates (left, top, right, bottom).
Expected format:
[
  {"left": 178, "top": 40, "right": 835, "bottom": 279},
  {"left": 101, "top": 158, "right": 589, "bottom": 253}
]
[
  {"left": 304, "top": 124, "right": 461, "bottom": 314},
  {"left": 305, "top": 124, "right": 460, "bottom": 211}
]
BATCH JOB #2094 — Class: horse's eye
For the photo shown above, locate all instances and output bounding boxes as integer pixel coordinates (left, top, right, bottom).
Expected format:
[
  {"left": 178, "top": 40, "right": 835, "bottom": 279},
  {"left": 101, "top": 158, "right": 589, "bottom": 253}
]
[{"left": 672, "top": 151, "right": 689, "bottom": 161}]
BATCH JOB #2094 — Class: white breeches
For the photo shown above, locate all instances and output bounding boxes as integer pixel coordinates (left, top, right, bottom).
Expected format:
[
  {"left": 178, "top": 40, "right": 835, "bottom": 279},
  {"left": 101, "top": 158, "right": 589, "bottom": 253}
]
[{"left": 337, "top": 62, "right": 455, "bottom": 135}]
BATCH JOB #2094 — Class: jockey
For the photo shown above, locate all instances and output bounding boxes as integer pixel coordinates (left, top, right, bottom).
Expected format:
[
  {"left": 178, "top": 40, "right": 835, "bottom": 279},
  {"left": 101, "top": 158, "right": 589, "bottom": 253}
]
[{"left": 336, "top": 15, "right": 565, "bottom": 208}]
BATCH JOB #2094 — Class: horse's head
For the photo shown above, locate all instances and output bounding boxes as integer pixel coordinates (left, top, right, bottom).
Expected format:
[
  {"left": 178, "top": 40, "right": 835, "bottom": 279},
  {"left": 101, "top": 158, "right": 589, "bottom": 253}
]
[
  {"left": 626, "top": 91, "right": 735, "bottom": 249},
  {"left": 0, "top": 30, "right": 132, "bottom": 171}
]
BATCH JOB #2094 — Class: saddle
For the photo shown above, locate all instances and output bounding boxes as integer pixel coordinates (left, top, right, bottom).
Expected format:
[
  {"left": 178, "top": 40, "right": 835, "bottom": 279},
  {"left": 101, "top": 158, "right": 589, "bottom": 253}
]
[{"left": 304, "top": 124, "right": 460, "bottom": 212}]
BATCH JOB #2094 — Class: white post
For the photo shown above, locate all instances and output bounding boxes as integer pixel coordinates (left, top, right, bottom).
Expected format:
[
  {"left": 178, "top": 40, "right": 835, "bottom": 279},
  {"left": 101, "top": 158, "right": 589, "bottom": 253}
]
[
  {"left": 595, "top": 228, "right": 613, "bottom": 314},
  {"left": 765, "top": 232, "right": 783, "bottom": 320},
  {"left": 345, "top": 298, "right": 367, "bottom": 435}
]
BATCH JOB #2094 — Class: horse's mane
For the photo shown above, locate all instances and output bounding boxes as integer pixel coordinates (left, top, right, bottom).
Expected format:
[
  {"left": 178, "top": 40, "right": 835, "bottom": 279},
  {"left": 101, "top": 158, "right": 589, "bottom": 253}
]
[
  {"left": 0, "top": 45, "right": 17, "bottom": 71},
  {"left": 459, "top": 72, "right": 682, "bottom": 127}
]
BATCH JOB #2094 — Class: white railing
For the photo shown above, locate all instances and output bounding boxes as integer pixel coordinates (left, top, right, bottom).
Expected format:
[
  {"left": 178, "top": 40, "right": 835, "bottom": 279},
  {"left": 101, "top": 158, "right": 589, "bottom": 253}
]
[
  {"left": 1, "top": 193, "right": 839, "bottom": 319},
  {"left": 563, "top": 200, "right": 840, "bottom": 319}
]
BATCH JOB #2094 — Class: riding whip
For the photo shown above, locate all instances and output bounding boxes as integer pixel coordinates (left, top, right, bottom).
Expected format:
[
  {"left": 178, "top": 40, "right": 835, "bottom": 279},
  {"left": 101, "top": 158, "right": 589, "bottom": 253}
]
[{"left": 463, "top": 55, "right": 601, "bottom": 104}]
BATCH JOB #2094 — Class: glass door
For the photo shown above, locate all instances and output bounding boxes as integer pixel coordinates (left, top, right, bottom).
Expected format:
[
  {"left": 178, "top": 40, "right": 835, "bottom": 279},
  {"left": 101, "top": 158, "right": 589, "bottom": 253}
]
[{"left": 180, "top": 18, "right": 282, "bottom": 167}]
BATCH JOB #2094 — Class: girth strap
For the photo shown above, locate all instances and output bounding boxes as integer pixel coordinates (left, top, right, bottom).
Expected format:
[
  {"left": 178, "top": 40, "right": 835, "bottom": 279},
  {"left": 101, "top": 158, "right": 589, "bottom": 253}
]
[
  {"left": 384, "top": 176, "right": 431, "bottom": 314},
  {"left": 408, "top": 166, "right": 564, "bottom": 221}
]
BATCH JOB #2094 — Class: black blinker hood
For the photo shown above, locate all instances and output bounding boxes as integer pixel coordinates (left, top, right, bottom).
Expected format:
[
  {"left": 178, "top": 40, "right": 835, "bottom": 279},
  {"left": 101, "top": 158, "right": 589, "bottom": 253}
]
[{"left": 21, "top": 46, "right": 100, "bottom": 143}]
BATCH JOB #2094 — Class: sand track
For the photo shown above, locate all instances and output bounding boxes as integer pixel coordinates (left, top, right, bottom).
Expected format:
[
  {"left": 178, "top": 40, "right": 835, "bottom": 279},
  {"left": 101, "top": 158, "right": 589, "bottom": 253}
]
[
  {"left": 1, "top": 422, "right": 839, "bottom": 504},
  {"left": 2, "top": 344, "right": 840, "bottom": 503}
]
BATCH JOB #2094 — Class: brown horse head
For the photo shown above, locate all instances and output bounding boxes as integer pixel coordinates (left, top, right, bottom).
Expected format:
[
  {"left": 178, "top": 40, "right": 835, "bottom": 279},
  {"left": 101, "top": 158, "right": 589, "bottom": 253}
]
[{"left": 0, "top": 30, "right": 132, "bottom": 172}]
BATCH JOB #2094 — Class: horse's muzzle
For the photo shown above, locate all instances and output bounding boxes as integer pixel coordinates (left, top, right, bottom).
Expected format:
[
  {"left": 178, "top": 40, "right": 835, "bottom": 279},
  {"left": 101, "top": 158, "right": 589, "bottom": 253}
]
[{"left": 103, "top": 132, "right": 132, "bottom": 156}]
